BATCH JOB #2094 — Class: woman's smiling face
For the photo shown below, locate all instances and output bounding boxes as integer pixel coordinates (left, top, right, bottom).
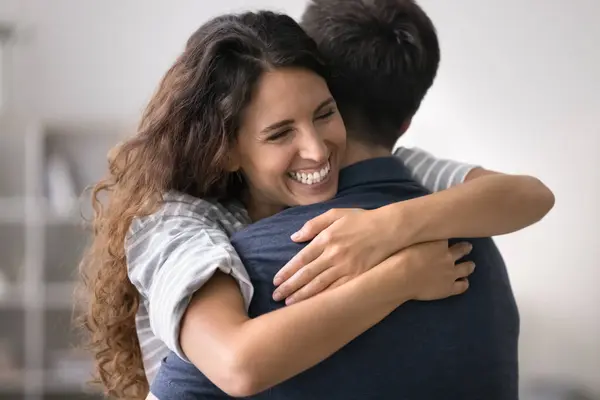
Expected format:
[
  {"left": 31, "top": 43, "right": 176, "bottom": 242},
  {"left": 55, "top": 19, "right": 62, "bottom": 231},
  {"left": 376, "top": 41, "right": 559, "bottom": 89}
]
[{"left": 230, "top": 67, "right": 346, "bottom": 219}]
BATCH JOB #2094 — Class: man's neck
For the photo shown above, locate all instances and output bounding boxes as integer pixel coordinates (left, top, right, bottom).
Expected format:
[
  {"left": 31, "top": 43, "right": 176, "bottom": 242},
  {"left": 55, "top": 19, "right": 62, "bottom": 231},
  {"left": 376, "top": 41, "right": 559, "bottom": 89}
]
[{"left": 342, "top": 138, "right": 392, "bottom": 168}]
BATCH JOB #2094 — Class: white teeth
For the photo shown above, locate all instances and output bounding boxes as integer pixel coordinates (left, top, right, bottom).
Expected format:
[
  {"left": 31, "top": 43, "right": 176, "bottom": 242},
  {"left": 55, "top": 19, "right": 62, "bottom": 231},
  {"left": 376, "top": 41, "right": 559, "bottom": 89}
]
[{"left": 289, "top": 162, "right": 331, "bottom": 186}]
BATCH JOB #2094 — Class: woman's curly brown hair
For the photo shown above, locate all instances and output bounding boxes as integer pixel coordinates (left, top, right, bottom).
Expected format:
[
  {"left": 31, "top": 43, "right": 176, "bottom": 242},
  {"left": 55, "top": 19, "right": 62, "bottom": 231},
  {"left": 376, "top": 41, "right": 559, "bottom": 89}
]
[{"left": 75, "top": 10, "right": 328, "bottom": 399}]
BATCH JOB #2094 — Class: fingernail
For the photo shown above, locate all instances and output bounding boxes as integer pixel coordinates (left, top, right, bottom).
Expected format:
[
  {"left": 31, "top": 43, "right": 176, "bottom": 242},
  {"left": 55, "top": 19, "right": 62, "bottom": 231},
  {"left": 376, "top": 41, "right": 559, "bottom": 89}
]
[
  {"left": 290, "top": 231, "right": 301, "bottom": 241},
  {"left": 466, "top": 243, "right": 473, "bottom": 252},
  {"left": 273, "top": 291, "right": 282, "bottom": 301},
  {"left": 273, "top": 276, "right": 282, "bottom": 286},
  {"left": 286, "top": 297, "right": 295, "bottom": 306}
]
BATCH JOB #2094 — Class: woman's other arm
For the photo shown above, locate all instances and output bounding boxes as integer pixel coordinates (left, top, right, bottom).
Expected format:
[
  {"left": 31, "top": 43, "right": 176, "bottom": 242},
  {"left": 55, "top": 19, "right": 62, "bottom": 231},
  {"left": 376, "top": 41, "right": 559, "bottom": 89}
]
[{"left": 180, "top": 240, "right": 472, "bottom": 397}]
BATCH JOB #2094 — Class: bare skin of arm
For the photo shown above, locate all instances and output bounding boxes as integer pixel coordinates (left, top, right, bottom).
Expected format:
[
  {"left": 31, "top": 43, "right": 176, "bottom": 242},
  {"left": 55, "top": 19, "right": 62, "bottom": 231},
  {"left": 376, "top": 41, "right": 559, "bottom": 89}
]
[
  {"left": 179, "top": 241, "right": 472, "bottom": 397},
  {"left": 392, "top": 169, "right": 555, "bottom": 243}
]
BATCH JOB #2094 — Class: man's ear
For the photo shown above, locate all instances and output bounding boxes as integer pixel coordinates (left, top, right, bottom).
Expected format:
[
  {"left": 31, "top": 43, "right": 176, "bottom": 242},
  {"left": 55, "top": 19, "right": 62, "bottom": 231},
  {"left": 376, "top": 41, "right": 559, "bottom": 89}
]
[
  {"left": 399, "top": 117, "right": 413, "bottom": 135},
  {"left": 224, "top": 146, "right": 241, "bottom": 172}
]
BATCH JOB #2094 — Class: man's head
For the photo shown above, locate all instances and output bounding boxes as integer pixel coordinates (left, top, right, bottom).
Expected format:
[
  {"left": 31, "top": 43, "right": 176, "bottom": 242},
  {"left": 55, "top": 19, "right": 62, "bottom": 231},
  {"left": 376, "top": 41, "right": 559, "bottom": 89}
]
[{"left": 302, "top": 0, "right": 440, "bottom": 149}]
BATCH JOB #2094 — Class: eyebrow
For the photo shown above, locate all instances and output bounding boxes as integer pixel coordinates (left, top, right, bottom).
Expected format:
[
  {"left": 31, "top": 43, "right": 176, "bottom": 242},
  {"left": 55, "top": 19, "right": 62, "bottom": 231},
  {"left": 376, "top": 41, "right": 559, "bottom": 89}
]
[{"left": 260, "top": 97, "right": 336, "bottom": 134}]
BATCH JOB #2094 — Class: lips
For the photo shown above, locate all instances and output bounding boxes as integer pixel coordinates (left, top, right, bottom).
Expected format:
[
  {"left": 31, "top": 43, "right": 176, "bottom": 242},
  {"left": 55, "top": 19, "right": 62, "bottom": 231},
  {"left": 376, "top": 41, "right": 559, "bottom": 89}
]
[{"left": 288, "top": 161, "right": 331, "bottom": 185}]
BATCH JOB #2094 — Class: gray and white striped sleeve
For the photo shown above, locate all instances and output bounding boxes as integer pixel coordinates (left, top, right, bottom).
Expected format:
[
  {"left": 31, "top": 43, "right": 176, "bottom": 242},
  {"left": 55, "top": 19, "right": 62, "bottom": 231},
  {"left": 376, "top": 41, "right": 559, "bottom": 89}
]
[
  {"left": 394, "top": 146, "right": 479, "bottom": 192},
  {"left": 126, "top": 212, "right": 253, "bottom": 362}
]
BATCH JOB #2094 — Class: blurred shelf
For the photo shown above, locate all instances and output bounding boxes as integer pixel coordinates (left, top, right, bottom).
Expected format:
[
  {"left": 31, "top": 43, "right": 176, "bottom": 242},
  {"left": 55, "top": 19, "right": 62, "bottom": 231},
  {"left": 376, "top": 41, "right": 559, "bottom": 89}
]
[
  {"left": 0, "top": 285, "right": 25, "bottom": 309},
  {"left": 44, "top": 212, "right": 86, "bottom": 227},
  {"left": 44, "top": 369, "right": 94, "bottom": 394},
  {"left": 0, "top": 369, "right": 25, "bottom": 393},
  {"left": 0, "top": 224, "right": 26, "bottom": 287},
  {"left": 43, "top": 394, "right": 103, "bottom": 400},
  {"left": 43, "top": 120, "right": 132, "bottom": 138},
  {"left": 1, "top": 119, "right": 119, "bottom": 399},
  {"left": 0, "top": 197, "right": 89, "bottom": 226},
  {"left": 0, "top": 367, "right": 100, "bottom": 396},
  {"left": 0, "top": 119, "right": 34, "bottom": 200},
  {"left": 0, "top": 310, "right": 25, "bottom": 393},
  {"left": 36, "top": 195, "right": 85, "bottom": 227},
  {"left": 45, "top": 225, "right": 88, "bottom": 284},
  {"left": 45, "top": 282, "right": 76, "bottom": 310},
  {"left": 0, "top": 197, "right": 27, "bottom": 224},
  {"left": 42, "top": 349, "right": 97, "bottom": 395}
]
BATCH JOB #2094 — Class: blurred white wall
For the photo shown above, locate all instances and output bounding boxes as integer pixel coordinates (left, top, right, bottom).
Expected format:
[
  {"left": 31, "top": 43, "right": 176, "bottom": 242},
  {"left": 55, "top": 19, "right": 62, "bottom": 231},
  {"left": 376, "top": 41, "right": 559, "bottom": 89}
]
[
  {"left": 1, "top": 0, "right": 309, "bottom": 119},
  {"left": 2, "top": 0, "right": 599, "bottom": 395},
  {"left": 403, "top": 0, "right": 600, "bottom": 394}
]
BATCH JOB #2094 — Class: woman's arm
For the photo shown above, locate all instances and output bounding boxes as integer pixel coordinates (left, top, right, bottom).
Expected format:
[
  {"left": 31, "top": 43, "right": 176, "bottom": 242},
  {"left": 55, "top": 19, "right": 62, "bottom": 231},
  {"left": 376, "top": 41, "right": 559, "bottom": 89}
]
[
  {"left": 385, "top": 169, "right": 555, "bottom": 244},
  {"left": 392, "top": 146, "right": 555, "bottom": 240},
  {"left": 180, "top": 240, "right": 472, "bottom": 397},
  {"left": 273, "top": 170, "right": 554, "bottom": 303}
]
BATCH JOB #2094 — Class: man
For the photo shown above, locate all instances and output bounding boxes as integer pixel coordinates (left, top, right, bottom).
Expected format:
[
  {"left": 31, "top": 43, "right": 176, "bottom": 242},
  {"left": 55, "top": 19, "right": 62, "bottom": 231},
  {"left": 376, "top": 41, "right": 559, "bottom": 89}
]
[{"left": 150, "top": 1, "right": 522, "bottom": 398}]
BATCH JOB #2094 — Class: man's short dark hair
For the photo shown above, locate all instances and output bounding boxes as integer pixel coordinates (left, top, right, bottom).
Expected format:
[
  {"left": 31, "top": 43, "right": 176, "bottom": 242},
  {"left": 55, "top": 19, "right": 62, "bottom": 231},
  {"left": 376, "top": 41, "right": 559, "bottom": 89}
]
[{"left": 302, "top": 0, "right": 440, "bottom": 148}]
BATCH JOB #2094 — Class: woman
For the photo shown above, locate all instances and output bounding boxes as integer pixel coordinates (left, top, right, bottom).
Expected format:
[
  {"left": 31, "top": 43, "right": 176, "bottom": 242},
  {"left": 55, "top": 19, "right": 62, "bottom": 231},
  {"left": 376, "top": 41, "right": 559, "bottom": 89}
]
[{"left": 78, "top": 10, "right": 553, "bottom": 399}]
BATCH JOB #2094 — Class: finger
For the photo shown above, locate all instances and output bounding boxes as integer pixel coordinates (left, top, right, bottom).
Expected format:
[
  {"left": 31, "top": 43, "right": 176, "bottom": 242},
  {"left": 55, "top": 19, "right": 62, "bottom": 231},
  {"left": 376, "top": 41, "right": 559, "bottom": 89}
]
[
  {"left": 449, "top": 242, "right": 473, "bottom": 261},
  {"left": 285, "top": 268, "right": 341, "bottom": 305},
  {"left": 274, "top": 242, "right": 325, "bottom": 286},
  {"left": 290, "top": 209, "right": 344, "bottom": 242},
  {"left": 452, "top": 278, "right": 470, "bottom": 295},
  {"left": 324, "top": 276, "right": 350, "bottom": 292},
  {"left": 273, "top": 258, "right": 330, "bottom": 302},
  {"left": 455, "top": 261, "right": 476, "bottom": 279}
]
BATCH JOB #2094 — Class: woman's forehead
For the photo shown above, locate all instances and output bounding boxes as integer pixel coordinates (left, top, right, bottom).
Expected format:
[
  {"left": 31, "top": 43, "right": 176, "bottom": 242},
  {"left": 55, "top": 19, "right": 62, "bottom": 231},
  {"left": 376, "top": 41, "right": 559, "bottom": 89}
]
[{"left": 240, "top": 68, "right": 331, "bottom": 131}]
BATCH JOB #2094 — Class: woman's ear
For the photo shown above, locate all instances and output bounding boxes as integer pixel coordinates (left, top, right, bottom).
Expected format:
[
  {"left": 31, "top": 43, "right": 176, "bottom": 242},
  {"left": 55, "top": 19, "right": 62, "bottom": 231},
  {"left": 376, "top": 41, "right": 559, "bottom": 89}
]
[{"left": 224, "top": 146, "right": 241, "bottom": 172}]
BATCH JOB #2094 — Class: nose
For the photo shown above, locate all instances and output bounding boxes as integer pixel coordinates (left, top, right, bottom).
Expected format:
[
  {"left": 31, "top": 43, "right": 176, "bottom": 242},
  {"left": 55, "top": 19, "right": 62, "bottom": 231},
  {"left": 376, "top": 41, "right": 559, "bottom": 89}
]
[{"left": 297, "top": 127, "right": 328, "bottom": 164}]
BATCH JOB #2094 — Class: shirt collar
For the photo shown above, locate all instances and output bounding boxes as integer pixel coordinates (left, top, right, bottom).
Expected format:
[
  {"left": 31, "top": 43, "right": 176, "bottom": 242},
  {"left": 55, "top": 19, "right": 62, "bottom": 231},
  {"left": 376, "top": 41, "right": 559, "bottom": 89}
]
[{"left": 337, "top": 156, "right": 415, "bottom": 194}]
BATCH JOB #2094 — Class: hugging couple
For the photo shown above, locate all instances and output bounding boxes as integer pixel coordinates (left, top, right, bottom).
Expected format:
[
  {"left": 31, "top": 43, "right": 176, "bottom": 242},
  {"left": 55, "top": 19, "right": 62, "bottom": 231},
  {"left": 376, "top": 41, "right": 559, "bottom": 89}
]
[{"left": 78, "top": 0, "right": 555, "bottom": 399}]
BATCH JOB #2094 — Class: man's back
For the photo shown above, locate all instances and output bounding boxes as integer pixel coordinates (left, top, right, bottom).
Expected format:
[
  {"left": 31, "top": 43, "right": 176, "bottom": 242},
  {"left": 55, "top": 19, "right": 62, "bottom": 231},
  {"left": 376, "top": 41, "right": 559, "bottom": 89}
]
[{"left": 152, "top": 157, "right": 519, "bottom": 400}]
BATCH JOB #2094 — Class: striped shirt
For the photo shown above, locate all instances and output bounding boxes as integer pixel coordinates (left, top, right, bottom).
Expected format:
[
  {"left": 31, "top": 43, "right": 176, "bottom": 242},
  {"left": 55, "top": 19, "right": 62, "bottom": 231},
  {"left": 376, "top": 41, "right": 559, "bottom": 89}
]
[{"left": 125, "top": 147, "right": 477, "bottom": 382}]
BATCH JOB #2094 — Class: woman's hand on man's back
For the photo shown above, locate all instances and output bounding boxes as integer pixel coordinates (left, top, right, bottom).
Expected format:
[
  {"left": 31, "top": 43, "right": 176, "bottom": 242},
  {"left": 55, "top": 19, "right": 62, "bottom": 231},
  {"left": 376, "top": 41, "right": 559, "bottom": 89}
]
[{"left": 272, "top": 208, "right": 474, "bottom": 304}]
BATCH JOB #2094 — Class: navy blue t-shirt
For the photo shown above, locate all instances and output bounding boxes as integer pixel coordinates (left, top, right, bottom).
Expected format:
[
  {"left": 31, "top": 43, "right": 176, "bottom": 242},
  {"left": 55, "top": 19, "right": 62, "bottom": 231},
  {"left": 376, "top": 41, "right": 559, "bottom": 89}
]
[{"left": 151, "top": 157, "right": 520, "bottom": 400}]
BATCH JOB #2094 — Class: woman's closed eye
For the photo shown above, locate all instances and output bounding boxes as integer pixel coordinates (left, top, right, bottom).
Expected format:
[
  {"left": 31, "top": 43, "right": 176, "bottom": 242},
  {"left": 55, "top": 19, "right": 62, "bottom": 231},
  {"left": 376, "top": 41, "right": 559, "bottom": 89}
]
[
  {"left": 267, "top": 128, "right": 294, "bottom": 142},
  {"left": 315, "top": 108, "right": 336, "bottom": 121},
  {"left": 265, "top": 108, "right": 336, "bottom": 142}
]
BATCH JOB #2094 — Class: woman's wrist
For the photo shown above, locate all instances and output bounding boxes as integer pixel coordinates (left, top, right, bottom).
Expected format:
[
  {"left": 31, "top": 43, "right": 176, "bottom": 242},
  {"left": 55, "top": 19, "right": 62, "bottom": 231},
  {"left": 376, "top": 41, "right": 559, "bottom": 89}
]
[
  {"left": 375, "top": 246, "right": 416, "bottom": 301},
  {"left": 377, "top": 201, "right": 425, "bottom": 251}
]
